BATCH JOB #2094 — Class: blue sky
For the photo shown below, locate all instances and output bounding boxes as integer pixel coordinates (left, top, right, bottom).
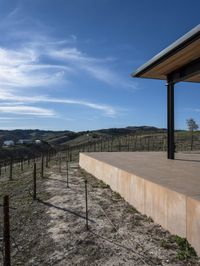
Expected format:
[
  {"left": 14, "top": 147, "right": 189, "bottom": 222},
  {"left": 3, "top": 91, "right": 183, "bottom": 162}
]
[{"left": 0, "top": 0, "right": 199, "bottom": 131}]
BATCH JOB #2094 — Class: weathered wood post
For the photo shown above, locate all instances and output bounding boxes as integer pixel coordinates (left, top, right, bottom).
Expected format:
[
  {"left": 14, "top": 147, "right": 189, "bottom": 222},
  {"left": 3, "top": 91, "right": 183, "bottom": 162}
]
[
  {"left": 84, "top": 180, "right": 89, "bottom": 230},
  {"left": 66, "top": 160, "right": 69, "bottom": 188},
  {"left": 41, "top": 155, "right": 44, "bottom": 178},
  {"left": 118, "top": 139, "right": 121, "bottom": 152},
  {"left": 59, "top": 155, "right": 61, "bottom": 173},
  {"left": 45, "top": 156, "right": 49, "bottom": 168},
  {"left": 3, "top": 195, "right": 11, "bottom": 266},
  {"left": 21, "top": 159, "right": 23, "bottom": 172},
  {"left": 9, "top": 159, "right": 13, "bottom": 181},
  {"left": 33, "top": 163, "right": 37, "bottom": 200}
]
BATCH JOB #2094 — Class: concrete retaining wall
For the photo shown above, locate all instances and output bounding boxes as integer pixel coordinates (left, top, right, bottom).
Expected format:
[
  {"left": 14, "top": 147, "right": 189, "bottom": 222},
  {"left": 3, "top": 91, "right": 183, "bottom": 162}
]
[{"left": 79, "top": 153, "right": 200, "bottom": 255}]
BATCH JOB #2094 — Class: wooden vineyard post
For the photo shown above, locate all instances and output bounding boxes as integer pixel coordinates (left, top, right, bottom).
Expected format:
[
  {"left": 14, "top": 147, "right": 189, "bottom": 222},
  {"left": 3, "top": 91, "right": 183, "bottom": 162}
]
[
  {"left": 59, "top": 156, "right": 61, "bottom": 173},
  {"left": 41, "top": 155, "right": 44, "bottom": 178},
  {"left": 21, "top": 160, "right": 23, "bottom": 172},
  {"left": 66, "top": 160, "right": 69, "bottom": 188},
  {"left": 46, "top": 156, "right": 49, "bottom": 168},
  {"left": 85, "top": 180, "right": 89, "bottom": 230},
  {"left": 9, "top": 159, "right": 13, "bottom": 181},
  {"left": 3, "top": 195, "right": 11, "bottom": 266},
  {"left": 33, "top": 163, "right": 37, "bottom": 200}
]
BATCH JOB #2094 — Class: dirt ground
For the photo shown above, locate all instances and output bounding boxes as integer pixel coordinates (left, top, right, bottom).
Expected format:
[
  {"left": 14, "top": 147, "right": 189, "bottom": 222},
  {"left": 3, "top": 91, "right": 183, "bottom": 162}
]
[{"left": 0, "top": 157, "right": 200, "bottom": 265}]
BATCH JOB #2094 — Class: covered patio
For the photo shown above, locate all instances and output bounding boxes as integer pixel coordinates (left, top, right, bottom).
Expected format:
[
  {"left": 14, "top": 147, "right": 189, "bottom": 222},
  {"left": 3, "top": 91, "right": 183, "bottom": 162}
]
[
  {"left": 79, "top": 25, "right": 200, "bottom": 255},
  {"left": 132, "top": 24, "right": 200, "bottom": 159}
]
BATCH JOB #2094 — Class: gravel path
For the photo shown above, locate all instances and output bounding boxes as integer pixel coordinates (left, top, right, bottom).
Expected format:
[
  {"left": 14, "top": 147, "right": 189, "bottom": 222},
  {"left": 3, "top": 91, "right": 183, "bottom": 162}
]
[{"left": 43, "top": 161, "right": 200, "bottom": 266}]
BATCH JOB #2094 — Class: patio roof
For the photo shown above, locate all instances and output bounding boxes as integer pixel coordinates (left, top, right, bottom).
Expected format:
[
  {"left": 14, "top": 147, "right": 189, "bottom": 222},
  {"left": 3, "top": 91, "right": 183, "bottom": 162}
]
[{"left": 132, "top": 25, "right": 200, "bottom": 83}]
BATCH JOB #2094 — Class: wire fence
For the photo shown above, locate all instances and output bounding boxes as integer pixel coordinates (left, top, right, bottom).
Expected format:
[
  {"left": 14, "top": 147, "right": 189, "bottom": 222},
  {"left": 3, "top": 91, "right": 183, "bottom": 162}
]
[
  {"left": 0, "top": 151, "right": 59, "bottom": 266},
  {"left": 58, "top": 132, "right": 200, "bottom": 164},
  {"left": 0, "top": 135, "right": 199, "bottom": 265}
]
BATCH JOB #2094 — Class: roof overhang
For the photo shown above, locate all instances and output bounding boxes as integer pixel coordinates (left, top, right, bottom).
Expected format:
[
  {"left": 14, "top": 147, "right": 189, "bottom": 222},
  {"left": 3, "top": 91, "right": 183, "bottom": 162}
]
[{"left": 132, "top": 25, "right": 200, "bottom": 83}]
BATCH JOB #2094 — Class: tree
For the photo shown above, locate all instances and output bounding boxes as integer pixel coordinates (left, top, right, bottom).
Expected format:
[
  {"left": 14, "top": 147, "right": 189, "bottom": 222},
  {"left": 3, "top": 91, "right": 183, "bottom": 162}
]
[{"left": 186, "top": 118, "right": 199, "bottom": 151}]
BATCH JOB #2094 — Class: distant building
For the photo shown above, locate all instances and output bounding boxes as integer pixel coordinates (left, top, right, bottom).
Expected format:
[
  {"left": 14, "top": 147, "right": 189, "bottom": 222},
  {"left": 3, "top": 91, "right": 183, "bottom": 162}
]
[
  {"left": 35, "top": 139, "right": 42, "bottom": 145},
  {"left": 3, "top": 140, "right": 15, "bottom": 147}
]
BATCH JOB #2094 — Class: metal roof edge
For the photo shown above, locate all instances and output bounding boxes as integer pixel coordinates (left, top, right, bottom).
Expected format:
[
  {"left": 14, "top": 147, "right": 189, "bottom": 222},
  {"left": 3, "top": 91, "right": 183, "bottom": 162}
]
[{"left": 131, "top": 24, "right": 200, "bottom": 78}]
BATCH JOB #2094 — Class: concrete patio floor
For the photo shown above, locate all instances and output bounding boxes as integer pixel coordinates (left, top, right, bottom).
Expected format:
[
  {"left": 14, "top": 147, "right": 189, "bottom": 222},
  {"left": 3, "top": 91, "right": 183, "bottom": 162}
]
[{"left": 79, "top": 151, "right": 200, "bottom": 255}]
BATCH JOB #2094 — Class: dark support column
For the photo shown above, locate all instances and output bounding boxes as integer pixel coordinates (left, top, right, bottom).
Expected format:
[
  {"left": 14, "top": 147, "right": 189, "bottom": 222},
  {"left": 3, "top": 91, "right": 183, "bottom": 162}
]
[{"left": 167, "top": 79, "right": 175, "bottom": 159}]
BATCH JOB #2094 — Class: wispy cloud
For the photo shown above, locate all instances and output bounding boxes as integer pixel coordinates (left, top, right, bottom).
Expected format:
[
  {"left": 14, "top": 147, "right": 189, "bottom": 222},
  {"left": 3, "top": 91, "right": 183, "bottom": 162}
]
[
  {"left": 0, "top": 46, "right": 69, "bottom": 88},
  {"left": 0, "top": 8, "right": 134, "bottom": 124},
  {"left": 183, "top": 108, "right": 200, "bottom": 113},
  {"left": 0, "top": 116, "right": 35, "bottom": 121},
  {"left": 0, "top": 36, "right": 129, "bottom": 118},
  {"left": 0, "top": 6, "right": 136, "bottom": 91},
  {"left": 0, "top": 91, "right": 117, "bottom": 117},
  {"left": 0, "top": 42, "right": 136, "bottom": 90},
  {"left": 48, "top": 47, "right": 136, "bottom": 89},
  {"left": 0, "top": 105, "right": 56, "bottom": 116}
]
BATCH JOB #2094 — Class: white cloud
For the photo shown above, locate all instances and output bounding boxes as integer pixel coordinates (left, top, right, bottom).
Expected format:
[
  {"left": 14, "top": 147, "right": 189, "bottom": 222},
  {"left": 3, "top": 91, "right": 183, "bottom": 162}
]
[
  {"left": 0, "top": 117, "right": 32, "bottom": 120},
  {"left": 48, "top": 47, "right": 136, "bottom": 89},
  {"left": 0, "top": 6, "right": 137, "bottom": 90},
  {"left": 193, "top": 109, "right": 200, "bottom": 112},
  {"left": 183, "top": 108, "right": 200, "bottom": 113},
  {"left": 0, "top": 39, "right": 136, "bottom": 91},
  {"left": 0, "top": 46, "right": 69, "bottom": 88},
  {"left": 0, "top": 30, "right": 136, "bottom": 90},
  {"left": 0, "top": 15, "right": 134, "bottom": 121},
  {"left": 0, "top": 106, "right": 56, "bottom": 116},
  {"left": 0, "top": 91, "right": 117, "bottom": 117}
]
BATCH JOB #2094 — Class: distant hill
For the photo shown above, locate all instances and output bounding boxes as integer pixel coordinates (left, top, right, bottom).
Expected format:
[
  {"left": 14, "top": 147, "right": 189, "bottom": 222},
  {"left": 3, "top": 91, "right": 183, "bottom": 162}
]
[
  {"left": 0, "top": 126, "right": 190, "bottom": 160},
  {"left": 126, "top": 126, "right": 166, "bottom": 132},
  {"left": 0, "top": 126, "right": 166, "bottom": 147},
  {"left": 0, "top": 129, "right": 73, "bottom": 145},
  {"left": 0, "top": 126, "right": 167, "bottom": 151}
]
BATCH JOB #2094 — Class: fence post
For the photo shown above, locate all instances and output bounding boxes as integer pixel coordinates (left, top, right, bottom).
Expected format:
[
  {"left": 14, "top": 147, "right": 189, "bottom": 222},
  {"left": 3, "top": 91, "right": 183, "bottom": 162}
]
[
  {"left": 48, "top": 152, "right": 50, "bottom": 164},
  {"left": 118, "top": 140, "right": 121, "bottom": 152},
  {"left": 21, "top": 160, "right": 23, "bottom": 172},
  {"left": 9, "top": 159, "right": 13, "bottom": 181},
  {"left": 66, "top": 161, "right": 69, "bottom": 188},
  {"left": 33, "top": 163, "right": 37, "bottom": 200},
  {"left": 41, "top": 156, "right": 44, "bottom": 178},
  {"left": 45, "top": 156, "right": 49, "bottom": 168},
  {"left": 84, "top": 180, "right": 89, "bottom": 230},
  {"left": 3, "top": 195, "right": 11, "bottom": 266},
  {"left": 59, "top": 156, "right": 61, "bottom": 173}
]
